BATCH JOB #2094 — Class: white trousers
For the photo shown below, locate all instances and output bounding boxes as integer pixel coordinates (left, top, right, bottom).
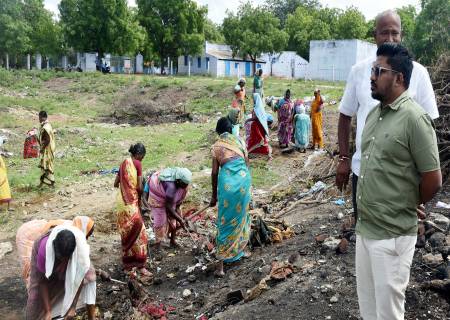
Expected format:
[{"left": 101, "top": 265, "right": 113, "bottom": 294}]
[{"left": 356, "top": 235, "right": 416, "bottom": 320}]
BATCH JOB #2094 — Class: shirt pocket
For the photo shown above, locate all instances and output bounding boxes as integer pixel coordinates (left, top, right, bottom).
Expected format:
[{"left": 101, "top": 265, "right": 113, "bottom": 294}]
[{"left": 379, "top": 133, "right": 411, "bottom": 172}]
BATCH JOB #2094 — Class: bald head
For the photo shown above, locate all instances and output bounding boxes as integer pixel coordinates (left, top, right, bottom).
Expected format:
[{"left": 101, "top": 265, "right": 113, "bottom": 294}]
[{"left": 374, "top": 10, "right": 402, "bottom": 47}]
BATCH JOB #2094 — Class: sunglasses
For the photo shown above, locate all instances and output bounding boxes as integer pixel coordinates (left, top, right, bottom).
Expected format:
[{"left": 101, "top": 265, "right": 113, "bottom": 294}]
[{"left": 371, "top": 66, "right": 400, "bottom": 78}]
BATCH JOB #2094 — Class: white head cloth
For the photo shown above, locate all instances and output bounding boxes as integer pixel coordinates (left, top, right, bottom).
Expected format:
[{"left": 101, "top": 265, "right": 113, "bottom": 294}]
[{"left": 45, "top": 225, "right": 91, "bottom": 316}]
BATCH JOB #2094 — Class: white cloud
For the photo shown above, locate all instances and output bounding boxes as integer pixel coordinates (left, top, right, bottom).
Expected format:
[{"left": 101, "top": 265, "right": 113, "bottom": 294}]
[{"left": 44, "top": 0, "right": 422, "bottom": 22}]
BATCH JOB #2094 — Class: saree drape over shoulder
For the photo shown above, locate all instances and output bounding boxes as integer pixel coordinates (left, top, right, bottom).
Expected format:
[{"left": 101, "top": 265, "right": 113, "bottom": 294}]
[
  {"left": 0, "top": 155, "right": 11, "bottom": 204},
  {"left": 276, "top": 99, "right": 294, "bottom": 146},
  {"left": 294, "top": 113, "right": 311, "bottom": 149},
  {"left": 16, "top": 216, "right": 95, "bottom": 289},
  {"left": 116, "top": 158, "right": 148, "bottom": 269},
  {"left": 39, "top": 121, "right": 55, "bottom": 185},
  {"left": 212, "top": 133, "right": 251, "bottom": 263},
  {"left": 147, "top": 172, "right": 188, "bottom": 243},
  {"left": 26, "top": 226, "right": 95, "bottom": 320},
  {"left": 245, "top": 94, "right": 271, "bottom": 155},
  {"left": 311, "top": 95, "right": 324, "bottom": 148}
]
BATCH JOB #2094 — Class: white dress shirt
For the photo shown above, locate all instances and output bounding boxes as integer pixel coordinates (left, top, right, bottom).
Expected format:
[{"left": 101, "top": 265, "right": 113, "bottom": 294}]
[{"left": 339, "top": 56, "right": 439, "bottom": 176}]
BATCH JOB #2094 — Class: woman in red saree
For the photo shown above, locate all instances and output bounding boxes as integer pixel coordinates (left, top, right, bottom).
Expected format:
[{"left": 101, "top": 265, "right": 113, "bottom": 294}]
[
  {"left": 245, "top": 93, "right": 272, "bottom": 159},
  {"left": 114, "top": 143, "right": 151, "bottom": 277}
]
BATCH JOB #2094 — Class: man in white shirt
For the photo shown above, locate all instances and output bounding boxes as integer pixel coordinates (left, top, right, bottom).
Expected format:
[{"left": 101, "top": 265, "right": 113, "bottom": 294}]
[{"left": 335, "top": 9, "right": 439, "bottom": 221}]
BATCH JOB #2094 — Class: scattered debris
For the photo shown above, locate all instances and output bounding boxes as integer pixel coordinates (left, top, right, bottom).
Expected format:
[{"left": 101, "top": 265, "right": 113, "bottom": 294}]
[
  {"left": 322, "top": 237, "right": 341, "bottom": 251},
  {"left": 183, "top": 289, "right": 192, "bottom": 298},
  {"left": 336, "top": 238, "right": 349, "bottom": 254},
  {"left": 422, "top": 253, "right": 444, "bottom": 266},
  {"left": 0, "top": 242, "right": 13, "bottom": 259},
  {"left": 269, "top": 261, "right": 294, "bottom": 280},
  {"left": 436, "top": 201, "right": 450, "bottom": 209}
]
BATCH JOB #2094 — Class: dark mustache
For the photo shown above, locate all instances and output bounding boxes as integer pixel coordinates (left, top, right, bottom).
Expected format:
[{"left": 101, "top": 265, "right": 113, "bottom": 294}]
[{"left": 371, "top": 81, "right": 376, "bottom": 87}]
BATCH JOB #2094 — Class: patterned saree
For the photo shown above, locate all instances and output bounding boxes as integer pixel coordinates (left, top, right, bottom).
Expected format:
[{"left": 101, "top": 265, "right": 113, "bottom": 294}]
[{"left": 116, "top": 158, "right": 148, "bottom": 269}]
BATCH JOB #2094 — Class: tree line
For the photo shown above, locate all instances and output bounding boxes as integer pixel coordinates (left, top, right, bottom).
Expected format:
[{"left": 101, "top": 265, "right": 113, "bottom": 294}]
[{"left": 0, "top": 0, "right": 447, "bottom": 72}]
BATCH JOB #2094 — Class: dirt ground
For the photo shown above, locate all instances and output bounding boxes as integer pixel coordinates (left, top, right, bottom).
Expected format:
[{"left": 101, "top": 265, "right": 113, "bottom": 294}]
[{"left": 1, "top": 107, "right": 449, "bottom": 320}]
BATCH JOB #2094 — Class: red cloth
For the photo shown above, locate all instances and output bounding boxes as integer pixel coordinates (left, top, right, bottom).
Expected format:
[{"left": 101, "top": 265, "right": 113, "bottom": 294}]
[
  {"left": 118, "top": 158, "right": 140, "bottom": 205},
  {"left": 246, "top": 118, "right": 270, "bottom": 155},
  {"left": 132, "top": 159, "right": 142, "bottom": 176},
  {"left": 23, "top": 135, "right": 39, "bottom": 159}
]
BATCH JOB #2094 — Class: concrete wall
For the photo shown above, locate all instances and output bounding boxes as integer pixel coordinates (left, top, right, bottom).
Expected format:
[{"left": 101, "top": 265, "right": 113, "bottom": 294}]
[
  {"left": 356, "top": 40, "right": 377, "bottom": 62},
  {"left": 178, "top": 55, "right": 211, "bottom": 75},
  {"left": 262, "top": 51, "right": 309, "bottom": 79},
  {"left": 308, "top": 40, "right": 376, "bottom": 81},
  {"left": 178, "top": 54, "right": 265, "bottom": 78}
]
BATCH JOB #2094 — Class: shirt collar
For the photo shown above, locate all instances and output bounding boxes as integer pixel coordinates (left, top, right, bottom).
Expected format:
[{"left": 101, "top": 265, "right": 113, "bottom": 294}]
[{"left": 382, "top": 90, "right": 410, "bottom": 111}]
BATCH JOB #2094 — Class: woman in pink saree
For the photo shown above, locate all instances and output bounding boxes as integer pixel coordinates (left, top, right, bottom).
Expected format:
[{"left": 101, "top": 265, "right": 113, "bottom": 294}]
[
  {"left": 274, "top": 89, "right": 294, "bottom": 148},
  {"left": 144, "top": 167, "right": 191, "bottom": 248}
]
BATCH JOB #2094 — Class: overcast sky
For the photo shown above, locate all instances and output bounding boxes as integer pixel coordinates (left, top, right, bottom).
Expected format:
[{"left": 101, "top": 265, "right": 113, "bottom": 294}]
[{"left": 44, "top": 0, "right": 421, "bottom": 22}]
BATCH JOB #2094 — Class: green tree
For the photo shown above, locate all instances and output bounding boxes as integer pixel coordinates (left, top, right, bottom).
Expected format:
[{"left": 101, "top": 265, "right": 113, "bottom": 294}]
[
  {"left": 285, "top": 6, "right": 330, "bottom": 59},
  {"left": 137, "top": 0, "right": 207, "bottom": 73},
  {"left": 364, "top": 18, "right": 376, "bottom": 41},
  {"left": 23, "top": 0, "right": 62, "bottom": 57},
  {"left": 396, "top": 5, "right": 417, "bottom": 45},
  {"left": 335, "top": 7, "right": 367, "bottom": 40},
  {"left": 265, "top": 0, "right": 320, "bottom": 27},
  {"left": 0, "top": 0, "right": 31, "bottom": 67},
  {"left": 204, "top": 19, "right": 224, "bottom": 43},
  {"left": 59, "top": 0, "right": 140, "bottom": 58},
  {"left": 223, "top": 2, "right": 288, "bottom": 73},
  {"left": 320, "top": 7, "right": 342, "bottom": 38},
  {"left": 412, "top": 0, "right": 449, "bottom": 65}
]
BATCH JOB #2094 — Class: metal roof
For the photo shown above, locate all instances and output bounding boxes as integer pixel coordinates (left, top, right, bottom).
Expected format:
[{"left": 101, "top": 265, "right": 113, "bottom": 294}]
[{"left": 207, "top": 49, "right": 266, "bottom": 63}]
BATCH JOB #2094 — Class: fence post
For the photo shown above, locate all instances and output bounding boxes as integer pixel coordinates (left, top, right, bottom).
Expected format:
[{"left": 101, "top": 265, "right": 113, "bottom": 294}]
[
  {"left": 27, "top": 54, "right": 31, "bottom": 70},
  {"left": 5, "top": 53, "right": 9, "bottom": 70},
  {"left": 188, "top": 57, "right": 191, "bottom": 77},
  {"left": 170, "top": 60, "right": 173, "bottom": 75},
  {"left": 62, "top": 56, "right": 68, "bottom": 69},
  {"left": 46, "top": 58, "right": 50, "bottom": 70},
  {"left": 36, "top": 53, "right": 42, "bottom": 70}
]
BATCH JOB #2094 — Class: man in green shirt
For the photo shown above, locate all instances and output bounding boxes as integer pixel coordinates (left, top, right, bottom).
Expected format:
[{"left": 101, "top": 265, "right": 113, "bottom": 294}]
[{"left": 356, "top": 43, "right": 441, "bottom": 320}]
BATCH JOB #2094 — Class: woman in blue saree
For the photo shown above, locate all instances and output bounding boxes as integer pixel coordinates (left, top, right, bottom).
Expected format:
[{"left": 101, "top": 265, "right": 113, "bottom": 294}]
[{"left": 209, "top": 117, "right": 252, "bottom": 277}]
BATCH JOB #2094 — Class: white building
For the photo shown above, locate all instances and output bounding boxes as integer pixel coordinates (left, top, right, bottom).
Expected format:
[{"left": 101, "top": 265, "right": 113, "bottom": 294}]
[
  {"left": 308, "top": 39, "right": 377, "bottom": 81},
  {"left": 260, "top": 51, "right": 309, "bottom": 79},
  {"left": 177, "top": 42, "right": 266, "bottom": 78}
]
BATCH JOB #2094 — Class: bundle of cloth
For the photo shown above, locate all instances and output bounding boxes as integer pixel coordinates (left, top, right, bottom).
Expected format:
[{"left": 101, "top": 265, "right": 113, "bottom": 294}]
[{"left": 23, "top": 128, "right": 39, "bottom": 159}]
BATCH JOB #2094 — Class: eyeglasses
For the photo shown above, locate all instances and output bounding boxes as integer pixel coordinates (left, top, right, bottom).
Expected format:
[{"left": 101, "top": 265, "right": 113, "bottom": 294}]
[{"left": 371, "top": 66, "right": 400, "bottom": 78}]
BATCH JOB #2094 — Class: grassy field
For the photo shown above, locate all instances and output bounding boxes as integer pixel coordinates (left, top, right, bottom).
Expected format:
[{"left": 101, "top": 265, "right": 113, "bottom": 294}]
[{"left": 0, "top": 69, "right": 344, "bottom": 202}]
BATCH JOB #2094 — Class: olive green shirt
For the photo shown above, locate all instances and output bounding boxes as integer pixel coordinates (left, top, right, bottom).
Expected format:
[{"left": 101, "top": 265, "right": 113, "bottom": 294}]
[{"left": 356, "top": 91, "right": 440, "bottom": 240}]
